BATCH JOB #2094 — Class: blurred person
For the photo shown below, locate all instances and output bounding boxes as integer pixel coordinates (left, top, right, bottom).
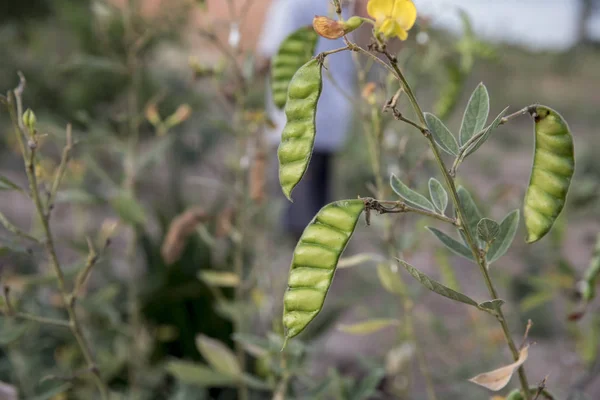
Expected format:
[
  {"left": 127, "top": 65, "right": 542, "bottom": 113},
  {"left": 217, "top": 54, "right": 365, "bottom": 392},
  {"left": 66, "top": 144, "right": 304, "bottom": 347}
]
[{"left": 257, "top": 0, "right": 364, "bottom": 239}]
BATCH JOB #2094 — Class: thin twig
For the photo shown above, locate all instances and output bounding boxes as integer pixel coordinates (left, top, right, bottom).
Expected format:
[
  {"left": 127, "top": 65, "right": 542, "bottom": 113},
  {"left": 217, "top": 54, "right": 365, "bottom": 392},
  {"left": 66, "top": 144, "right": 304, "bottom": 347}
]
[
  {"left": 6, "top": 83, "right": 109, "bottom": 400},
  {"left": 47, "top": 124, "right": 73, "bottom": 216}
]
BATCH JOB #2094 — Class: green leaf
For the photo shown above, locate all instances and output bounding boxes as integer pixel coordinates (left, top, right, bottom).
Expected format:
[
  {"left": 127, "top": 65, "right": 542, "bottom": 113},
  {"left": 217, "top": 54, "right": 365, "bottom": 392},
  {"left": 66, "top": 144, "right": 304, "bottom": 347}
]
[
  {"left": 465, "top": 106, "right": 509, "bottom": 156},
  {"left": 477, "top": 218, "right": 500, "bottom": 243},
  {"left": 353, "top": 368, "right": 386, "bottom": 400},
  {"left": 487, "top": 210, "right": 520, "bottom": 264},
  {"left": 31, "top": 383, "right": 72, "bottom": 400},
  {"left": 0, "top": 319, "right": 30, "bottom": 345},
  {"left": 459, "top": 83, "right": 490, "bottom": 145},
  {"left": 478, "top": 299, "right": 505, "bottom": 314},
  {"left": 390, "top": 174, "right": 435, "bottom": 212},
  {"left": 198, "top": 271, "right": 240, "bottom": 287},
  {"left": 519, "top": 290, "right": 554, "bottom": 312},
  {"left": 0, "top": 176, "right": 25, "bottom": 194},
  {"left": 110, "top": 192, "right": 146, "bottom": 226},
  {"left": 428, "top": 178, "right": 448, "bottom": 213},
  {"left": 377, "top": 263, "right": 407, "bottom": 296},
  {"left": 457, "top": 186, "right": 483, "bottom": 243},
  {"left": 398, "top": 260, "right": 478, "bottom": 307},
  {"left": 424, "top": 112, "right": 459, "bottom": 155},
  {"left": 427, "top": 227, "right": 474, "bottom": 261},
  {"left": 337, "top": 319, "right": 400, "bottom": 335},
  {"left": 195, "top": 334, "right": 241, "bottom": 376},
  {"left": 166, "top": 361, "right": 237, "bottom": 387}
]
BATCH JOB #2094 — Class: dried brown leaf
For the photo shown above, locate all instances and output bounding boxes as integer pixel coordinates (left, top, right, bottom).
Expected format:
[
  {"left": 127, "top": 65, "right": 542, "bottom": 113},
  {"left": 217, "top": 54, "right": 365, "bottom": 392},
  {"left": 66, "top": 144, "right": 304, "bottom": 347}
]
[
  {"left": 161, "top": 207, "right": 207, "bottom": 265},
  {"left": 468, "top": 345, "right": 530, "bottom": 391}
]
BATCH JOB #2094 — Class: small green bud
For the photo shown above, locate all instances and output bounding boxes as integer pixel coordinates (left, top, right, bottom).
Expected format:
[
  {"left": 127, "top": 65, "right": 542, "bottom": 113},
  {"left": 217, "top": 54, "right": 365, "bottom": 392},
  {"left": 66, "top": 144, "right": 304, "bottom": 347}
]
[
  {"left": 22, "top": 109, "right": 37, "bottom": 131},
  {"left": 506, "top": 389, "right": 524, "bottom": 400}
]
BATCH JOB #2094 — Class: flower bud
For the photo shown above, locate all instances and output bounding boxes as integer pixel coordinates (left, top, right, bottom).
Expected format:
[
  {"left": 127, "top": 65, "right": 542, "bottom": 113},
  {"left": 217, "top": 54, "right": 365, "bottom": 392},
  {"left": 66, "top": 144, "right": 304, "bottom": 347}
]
[
  {"left": 313, "top": 15, "right": 364, "bottom": 40},
  {"left": 22, "top": 109, "right": 37, "bottom": 131},
  {"left": 164, "top": 104, "right": 192, "bottom": 131},
  {"left": 145, "top": 103, "right": 161, "bottom": 126}
]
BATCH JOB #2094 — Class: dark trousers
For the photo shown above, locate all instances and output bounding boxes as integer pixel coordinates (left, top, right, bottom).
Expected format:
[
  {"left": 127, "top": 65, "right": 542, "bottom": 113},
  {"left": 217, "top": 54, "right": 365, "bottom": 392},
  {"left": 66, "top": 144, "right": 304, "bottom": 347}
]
[{"left": 283, "top": 151, "right": 332, "bottom": 240}]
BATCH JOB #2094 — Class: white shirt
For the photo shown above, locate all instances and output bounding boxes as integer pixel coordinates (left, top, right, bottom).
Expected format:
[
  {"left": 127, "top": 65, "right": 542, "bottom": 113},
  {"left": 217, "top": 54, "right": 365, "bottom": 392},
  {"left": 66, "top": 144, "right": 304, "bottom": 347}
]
[{"left": 258, "top": 0, "right": 357, "bottom": 152}]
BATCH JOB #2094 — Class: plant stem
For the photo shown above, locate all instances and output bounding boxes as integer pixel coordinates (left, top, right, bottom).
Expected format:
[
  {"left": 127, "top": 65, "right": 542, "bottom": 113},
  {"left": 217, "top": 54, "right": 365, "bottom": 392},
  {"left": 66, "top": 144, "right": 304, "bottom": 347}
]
[
  {"left": 6, "top": 91, "right": 109, "bottom": 400},
  {"left": 379, "top": 50, "right": 532, "bottom": 399}
]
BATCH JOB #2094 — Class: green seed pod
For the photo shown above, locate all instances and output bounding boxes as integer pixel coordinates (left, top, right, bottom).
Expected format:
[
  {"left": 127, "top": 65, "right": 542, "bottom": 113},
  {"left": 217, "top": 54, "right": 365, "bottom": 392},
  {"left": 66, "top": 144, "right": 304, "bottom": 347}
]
[
  {"left": 524, "top": 106, "right": 574, "bottom": 243},
  {"left": 282, "top": 199, "right": 364, "bottom": 343},
  {"left": 277, "top": 58, "right": 323, "bottom": 201},
  {"left": 22, "top": 108, "right": 37, "bottom": 131},
  {"left": 271, "top": 26, "right": 318, "bottom": 109}
]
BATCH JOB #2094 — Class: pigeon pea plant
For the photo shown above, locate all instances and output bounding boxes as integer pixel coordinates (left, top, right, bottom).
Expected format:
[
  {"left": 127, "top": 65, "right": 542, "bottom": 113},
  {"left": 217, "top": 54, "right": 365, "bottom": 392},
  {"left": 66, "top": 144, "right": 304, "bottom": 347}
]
[{"left": 276, "top": 1, "right": 575, "bottom": 399}]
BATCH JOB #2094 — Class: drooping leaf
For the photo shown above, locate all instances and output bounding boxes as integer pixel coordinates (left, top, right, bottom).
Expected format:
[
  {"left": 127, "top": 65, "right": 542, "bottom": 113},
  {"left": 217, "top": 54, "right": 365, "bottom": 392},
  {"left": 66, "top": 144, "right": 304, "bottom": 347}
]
[
  {"left": 377, "top": 263, "right": 407, "bottom": 296},
  {"left": 198, "top": 271, "right": 240, "bottom": 287},
  {"left": 398, "top": 260, "right": 478, "bottom": 307},
  {"left": 337, "top": 319, "right": 400, "bottom": 335},
  {"left": 195, "top": 334, "right": 241, "bottom": 376},
  {"left": 464, "top": 106, "right": 509, "bottom": 156},
  {"left": 477, "top": 218, "right": 500, "bottom": 243},
  {"left": 469, "top": 345, "right": 530, "bottom": 391},
  {"left": 424, "top": 112, "right": 459, "bottom": 156},
  {"left": 427, "top": 227, "right": 474, "bottom": 261},
  {"left": 428, "top": 178, "right": 448, "bottom": 213},
  {"left": 459, "top": 83, "right": 490, "bottom": 145},
  {"left": 487, "top": 210, "right": 520, "bottom": 264},
  {"left": 390, "top": 174, "right": 435, "bottom": 212},
  {"left": 110, "top": 192, "right": 146, "bottom": 226},
  {"left": 0, "top": 176, "right": 25, "bottom": 194},
  {"left": 166, "top": 361, "right": 237, "bottom": 387}
]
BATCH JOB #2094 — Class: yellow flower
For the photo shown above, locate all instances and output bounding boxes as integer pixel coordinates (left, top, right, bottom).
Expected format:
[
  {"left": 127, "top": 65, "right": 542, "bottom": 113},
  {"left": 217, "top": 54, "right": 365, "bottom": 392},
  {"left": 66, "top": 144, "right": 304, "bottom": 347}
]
[{"left": 367, "top": 0, "right": 417, "bottom": 40}]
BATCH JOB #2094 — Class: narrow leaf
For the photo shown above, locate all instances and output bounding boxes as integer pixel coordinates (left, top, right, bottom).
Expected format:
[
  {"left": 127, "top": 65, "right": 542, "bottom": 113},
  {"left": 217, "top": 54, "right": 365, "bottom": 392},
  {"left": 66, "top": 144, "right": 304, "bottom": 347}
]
[
  {"left": 398, "top": 259, "right": 478, "bottom": 307},
  {"left": 457, "top": 186, "right": 483, "bottom": 236},
  {"left": 477, "top": 218, "right": 500, "bottom": 243},
  {"left": 337, "top": 319, "right": 400, "bottom": 335},
  {"left": 428, "top": 178, "right": 448, "bottom": 213},
  {"left": 469, "top": 345, "right": 530, "bottom": 391},
  {"left": 195, "top": 334, "right": 241, "bottom": 376},
  {"left": 465, "top": 106, "right": 509, "bottom": 156},
  {"left": 478, "top": 299, "right": 505, "bottom": 314},
  {"left": 31, "top": 383, "right": 72, "bottom": 400},
  {"left": 198, "top": 271, "right": 240, "bottom": 287},
  {"left": 338, "top": 253, "right": 386, "bottom": 269},
  {"left": 487, "top": 210, "right": 520, "bottom": 264},
  {"left": 460, "top": 83, "right": 490, "bottom": 145},
  {"left": 390, "top": 174, "right": 435, "bottom": 212},
  {"left": 427, "top": 227, "right": 474, "bottom": 261},
  {"left": 0, "top": 320, "right": 30, "bottom": 345},
  {"left": 424, "top": 112, "right": 459, "bottom": 155},
  {"left": 166, "top": 361, "right": 237, "bottom": 387},
  {"left": 377, "top": 263, "right": 406, "bottom": 296},
  {"left": 110, "top": 192, "right": 146, "bottom": 226},
  {"left": 0, "top": 176, "right": 25, "bottom": 194}
]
